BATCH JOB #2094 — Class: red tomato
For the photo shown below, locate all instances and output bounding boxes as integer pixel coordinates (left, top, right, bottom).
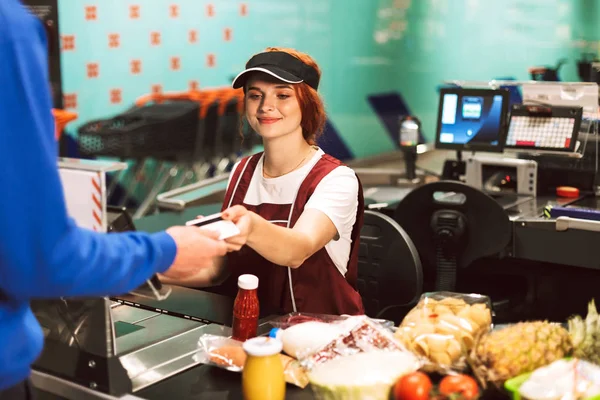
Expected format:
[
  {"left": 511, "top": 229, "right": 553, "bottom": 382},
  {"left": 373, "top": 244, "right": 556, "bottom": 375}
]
[
  {"left": 439, "top": 374, "right": 479, "bottom": 399},
  {"left": 393, "top": 372, "right": 432, "bottom": 400}
]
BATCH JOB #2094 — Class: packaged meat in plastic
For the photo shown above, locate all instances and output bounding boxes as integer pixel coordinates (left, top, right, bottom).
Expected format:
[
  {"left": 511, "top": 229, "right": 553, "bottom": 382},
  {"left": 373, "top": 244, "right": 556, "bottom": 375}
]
[
  {"left": 195, "top": 335, "right": 246, "bottom": 372},
  {"left": 297, "top": 316, "right": 413, "bottom": 371},
  {"left": 268, "top": 312, "right": 337, "bottom": 329},
  {"left": 394, "top": 291, "right": 493, "bottom": 372},
  {"left": 268, "top": 312, "right": 394, "bottom": 331},
  {"left": 194, "top": 334, "right": 309, "bottom": 388}
]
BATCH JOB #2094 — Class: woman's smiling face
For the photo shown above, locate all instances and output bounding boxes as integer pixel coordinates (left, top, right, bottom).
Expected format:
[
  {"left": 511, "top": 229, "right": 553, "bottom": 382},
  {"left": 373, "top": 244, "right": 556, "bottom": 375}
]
[{"left": 245, "top": 73, "right": 302, "bottom": 141}]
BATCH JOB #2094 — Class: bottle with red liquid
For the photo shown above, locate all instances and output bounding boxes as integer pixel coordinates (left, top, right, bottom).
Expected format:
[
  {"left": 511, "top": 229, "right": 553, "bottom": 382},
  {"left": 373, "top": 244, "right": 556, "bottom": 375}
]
[{"left": 232, "top": 274, "right": 260, "bottom": 342}]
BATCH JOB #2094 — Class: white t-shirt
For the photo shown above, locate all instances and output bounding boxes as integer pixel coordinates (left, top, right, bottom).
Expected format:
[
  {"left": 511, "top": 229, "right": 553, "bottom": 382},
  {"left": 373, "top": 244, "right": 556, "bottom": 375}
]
[{"left": 226, "top": 148, "right": 359, "bottom": 276}]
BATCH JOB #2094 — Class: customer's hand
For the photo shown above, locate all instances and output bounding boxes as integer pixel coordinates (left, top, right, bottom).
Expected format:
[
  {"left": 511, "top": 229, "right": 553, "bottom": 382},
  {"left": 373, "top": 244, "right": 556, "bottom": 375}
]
[
  {"left": 162, "top": 226, "right": 227, "bottom": 280},
  {"left": 221, "top": 205, "right": 254, "bottom": 251}
]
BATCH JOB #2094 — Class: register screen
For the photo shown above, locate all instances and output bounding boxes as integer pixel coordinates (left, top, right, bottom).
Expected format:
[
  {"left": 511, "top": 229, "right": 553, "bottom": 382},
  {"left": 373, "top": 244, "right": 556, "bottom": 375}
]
[{"left": 438, "top": 90, "right": 505, "bottom": 148}]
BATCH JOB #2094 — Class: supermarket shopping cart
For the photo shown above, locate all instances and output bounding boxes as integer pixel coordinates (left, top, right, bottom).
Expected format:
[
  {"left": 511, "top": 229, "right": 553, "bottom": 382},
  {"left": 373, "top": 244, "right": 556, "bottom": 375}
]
[
  {"left": 78, "top": 87, "right": 253, "bottom": 218},
  {"left": 78, "top": 98, "right": 200, "bottom": 217}
]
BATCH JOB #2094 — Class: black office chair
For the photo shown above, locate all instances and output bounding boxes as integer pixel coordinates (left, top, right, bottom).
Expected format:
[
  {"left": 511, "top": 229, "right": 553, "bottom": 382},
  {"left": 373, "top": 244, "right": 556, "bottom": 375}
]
[
  {"left": 394, "top": 181, "right": 511, "bottom": 293},
  {"left": 357, "top": 210, "right": 423, "bottom": 324}
]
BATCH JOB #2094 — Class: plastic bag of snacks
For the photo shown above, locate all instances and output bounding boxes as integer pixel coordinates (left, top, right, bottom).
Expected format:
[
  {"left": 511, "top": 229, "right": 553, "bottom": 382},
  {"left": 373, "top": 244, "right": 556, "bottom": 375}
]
[
  {"left": 394, "top": 292, "right": 493, "bottom": 372},
  {"left": 194, "top": 334, "right": 309, "bottom": 388}
]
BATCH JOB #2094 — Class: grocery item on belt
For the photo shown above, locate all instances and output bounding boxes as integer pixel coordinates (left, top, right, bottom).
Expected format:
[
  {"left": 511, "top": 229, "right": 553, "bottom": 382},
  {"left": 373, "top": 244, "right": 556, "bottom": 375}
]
[
  {"left": 308, "top": 350, "right": 421, "bottom": 400},
  {"left": 242, "top": 337, "right": 286, "bottom": 400},
  {"left": 209, "top": 343, "right": 247, "bottom": 369},
  {"left": 268, "top": 311, "right": 395, "bottom": 330},
  {"left": 472, "top": 321, "right": 571, "bottom": 388},
  {"left": 472, "top": 299, "right": 600, "bottom": 389},
  {"left": 516, "top": 358, "right": 600, "bottom": 400},
  {"left": 231, "top": 274, "right": 260, "bottom": 342},
  {"left": 394, "top": 291, "right": 493, "bottom": 373},
  {"left": 270, "top": 321, "right": 346, "bottom": 359},
  {"left": 195, "top": 334, "right": 309, "bottom": 388},
  {"left": 298, "top": 316, "right": 408, "bottom": 371}
]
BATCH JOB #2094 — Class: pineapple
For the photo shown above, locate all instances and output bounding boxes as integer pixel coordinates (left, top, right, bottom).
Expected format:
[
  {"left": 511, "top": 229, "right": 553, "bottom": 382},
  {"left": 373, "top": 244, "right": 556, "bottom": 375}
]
[
  {"left": 470, "top": 321, "right": 572, "bottom": 388},
  {"left": 568, "top": 299, "right": 600, "bottom": 365},
  {"left": 470, "top": 299, "right": 600, "bottom": 388}
]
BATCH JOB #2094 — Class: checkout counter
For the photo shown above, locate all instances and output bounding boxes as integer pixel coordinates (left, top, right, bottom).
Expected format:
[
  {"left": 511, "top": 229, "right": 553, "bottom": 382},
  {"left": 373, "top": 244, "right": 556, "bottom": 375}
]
[
  {"left": 32, "top": 289, "right": 315, "bottom": 400},
  {"left": 34, "top": 143, "right": 600, "bottom": 399},
  {"left": 31, "top": 287, "right": 313, "bottom": 400},
  {"left": 33, "top": 82, "right": 600, "bottom": 399}
]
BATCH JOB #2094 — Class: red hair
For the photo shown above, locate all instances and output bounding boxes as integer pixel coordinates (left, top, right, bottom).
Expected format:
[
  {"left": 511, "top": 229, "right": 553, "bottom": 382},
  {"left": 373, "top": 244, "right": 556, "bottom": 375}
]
[{"left": 241, "top": 47, "right": 327, "bottom": 145}]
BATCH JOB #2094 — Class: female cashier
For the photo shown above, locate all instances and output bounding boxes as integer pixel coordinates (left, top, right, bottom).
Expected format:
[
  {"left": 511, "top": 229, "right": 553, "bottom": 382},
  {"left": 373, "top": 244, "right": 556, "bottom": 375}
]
[{"left": 165, "top": 48, "right": 365, "bottom": 316}]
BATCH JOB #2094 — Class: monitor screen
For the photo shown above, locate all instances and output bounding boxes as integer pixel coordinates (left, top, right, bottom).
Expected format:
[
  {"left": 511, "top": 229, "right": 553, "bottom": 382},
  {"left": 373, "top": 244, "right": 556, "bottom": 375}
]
[
  {"left": 435, "top": 88, "right": 509, "bottom": 152},
  {"left": 504, "top": 104, "right": 582, "bottom": 153}
]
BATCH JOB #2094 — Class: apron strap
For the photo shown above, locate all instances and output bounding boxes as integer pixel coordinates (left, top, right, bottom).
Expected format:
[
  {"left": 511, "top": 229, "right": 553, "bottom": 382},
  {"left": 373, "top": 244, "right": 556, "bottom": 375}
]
[{"left": 222, "top": 152, "right": 263, "bottom": 211}]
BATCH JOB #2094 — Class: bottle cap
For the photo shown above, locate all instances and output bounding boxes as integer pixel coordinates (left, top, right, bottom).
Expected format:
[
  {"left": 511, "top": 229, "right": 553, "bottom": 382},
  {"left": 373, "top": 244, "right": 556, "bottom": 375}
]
[
  {"left": 242, "top": 337, "right": 283, "bottom": 357},
  {"left": 268, "top": 328, "right": 281, "bottom": 340},
  {"left": 238, "top": 274, "right": 259, "bottom": 290}
]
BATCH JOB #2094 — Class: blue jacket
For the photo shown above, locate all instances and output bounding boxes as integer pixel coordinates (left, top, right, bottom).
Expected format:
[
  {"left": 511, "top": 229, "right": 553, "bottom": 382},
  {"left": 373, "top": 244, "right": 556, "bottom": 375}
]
[{"left": 0, "top": 1, "right": 177, "bottom": 390}]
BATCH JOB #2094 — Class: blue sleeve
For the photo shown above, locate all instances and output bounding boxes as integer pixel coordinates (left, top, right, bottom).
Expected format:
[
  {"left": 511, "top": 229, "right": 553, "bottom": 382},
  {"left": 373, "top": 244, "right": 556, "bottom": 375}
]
[{"left": 0, "top": 3, "right": 177, "bottom": 301}]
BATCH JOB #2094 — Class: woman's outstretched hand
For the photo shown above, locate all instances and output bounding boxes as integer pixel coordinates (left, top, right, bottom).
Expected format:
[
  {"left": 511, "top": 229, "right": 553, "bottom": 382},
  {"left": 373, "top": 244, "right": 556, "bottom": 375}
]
[{"left": 221, "top": 205, "right": 254, "bottom": 251}]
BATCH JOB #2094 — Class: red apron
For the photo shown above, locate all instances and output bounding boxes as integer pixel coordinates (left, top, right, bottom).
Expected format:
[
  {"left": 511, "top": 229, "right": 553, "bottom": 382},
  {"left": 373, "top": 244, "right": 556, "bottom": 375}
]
[{"left": 219, "top": 152, "right": 365, "bottom": 316}]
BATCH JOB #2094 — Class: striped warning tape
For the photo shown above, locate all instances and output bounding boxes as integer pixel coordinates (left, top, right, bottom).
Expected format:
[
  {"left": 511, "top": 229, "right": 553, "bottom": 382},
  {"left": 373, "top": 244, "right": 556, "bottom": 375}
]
[{"left": 91, "top": 172, "right": 102, "bottom": 231}]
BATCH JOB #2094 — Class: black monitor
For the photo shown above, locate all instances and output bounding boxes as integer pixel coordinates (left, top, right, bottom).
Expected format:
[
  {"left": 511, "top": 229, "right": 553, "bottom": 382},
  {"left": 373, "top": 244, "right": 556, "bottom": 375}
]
[
  {"left": 504, "top": 104, "right": 582, "bottom": 153},
  {"left": 435, "top": 88, "right": 510, "bottom": 153}
]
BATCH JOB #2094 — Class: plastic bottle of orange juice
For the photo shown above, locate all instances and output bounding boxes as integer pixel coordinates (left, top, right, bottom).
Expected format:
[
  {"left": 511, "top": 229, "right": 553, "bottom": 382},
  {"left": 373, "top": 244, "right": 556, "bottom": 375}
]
[{"left": 241, "top": 337, "right": 285, "bottom": 400}]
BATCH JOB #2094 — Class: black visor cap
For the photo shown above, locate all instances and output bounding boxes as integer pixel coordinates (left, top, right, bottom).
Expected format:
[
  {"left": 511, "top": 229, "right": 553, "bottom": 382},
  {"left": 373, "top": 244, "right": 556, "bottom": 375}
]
[{"left": 232, "top": 51, "right": 320, "bottom": 91}]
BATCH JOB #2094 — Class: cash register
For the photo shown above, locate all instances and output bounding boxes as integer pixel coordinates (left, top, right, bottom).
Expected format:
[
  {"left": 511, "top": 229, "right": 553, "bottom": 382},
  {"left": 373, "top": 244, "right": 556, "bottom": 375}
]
[
  {"left": 434, "top": 87, "right": 510, "bottom": 180},
  {"left": 433, "top": 86, "right": 536, "bottom": 209},
  {"left": 437, "top": 86, "right": 587, "bottom": 211}
]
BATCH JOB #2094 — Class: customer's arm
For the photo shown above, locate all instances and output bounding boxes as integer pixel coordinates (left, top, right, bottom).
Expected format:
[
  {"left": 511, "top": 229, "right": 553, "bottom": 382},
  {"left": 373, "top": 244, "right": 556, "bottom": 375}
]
[
  {"left": 159, "top": 256, "right": 229, "bottom": 287},
  {"left": 0, "top": 18, "right": 181, "bottom": 301}
]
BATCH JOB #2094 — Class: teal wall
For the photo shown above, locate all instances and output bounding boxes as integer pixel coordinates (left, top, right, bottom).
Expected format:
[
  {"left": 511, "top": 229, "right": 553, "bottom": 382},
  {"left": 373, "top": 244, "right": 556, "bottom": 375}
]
[
  {"left": 393, "top": 0, "right": 588, "bottom": 140},
  {"left": 58, "top": 0, "right": 593, "bottom": 159}
]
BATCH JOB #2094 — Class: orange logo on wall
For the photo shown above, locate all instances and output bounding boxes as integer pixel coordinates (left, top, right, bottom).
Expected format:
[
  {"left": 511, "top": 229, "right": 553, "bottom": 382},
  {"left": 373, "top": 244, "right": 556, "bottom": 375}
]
[
  {"left": 151, "top": 32, "right": 161, "bottom": 46},
  {"left": 240, "top": 3, "right": 248, "bottom": 16},
  {"left": 171, "top": 57, "right": 181, "bottom": 71},
  {"left": 189, "top": 30, "right": 198, "bottom": 44},
  {"left": 224, "top": 28, "right": 232, "bottom": 41},
  {"left": 85, "top": 6, "right": 97, "bottom": 21},
  {"left": 87, "top": 63, "right": 99, "bottom": 78},
  {"left": 207, "top": 54, "right": 215, "bottom": 68},
  {"left": 110, "top": 89, "right": 122, "bottom": 104},
  {"left": 170, "top": 4, "right": 179, "bottom": 18},
  {"left": 108, "top": 33, "right": 120, "bottom": 48},
  {"left": 189, "top": 80, "right": 200, "bottom": 91},
  {"left": 61, "top": 35, "right": 75, "bottom": 51},
  {"left": 64, "top": 94, "right": 78, "bottom": 109},
  {"left": 130, "top": 5, "right": 140, "bottom": 19},
  {"left": 131, "top": 60, "right": 142, "bottom": 75},
  {"left": 152, "top": 84, "right": 163, "bottom": 94},
  {"left": 207, "top": 4, "right": 214, "bottom": 17}
]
